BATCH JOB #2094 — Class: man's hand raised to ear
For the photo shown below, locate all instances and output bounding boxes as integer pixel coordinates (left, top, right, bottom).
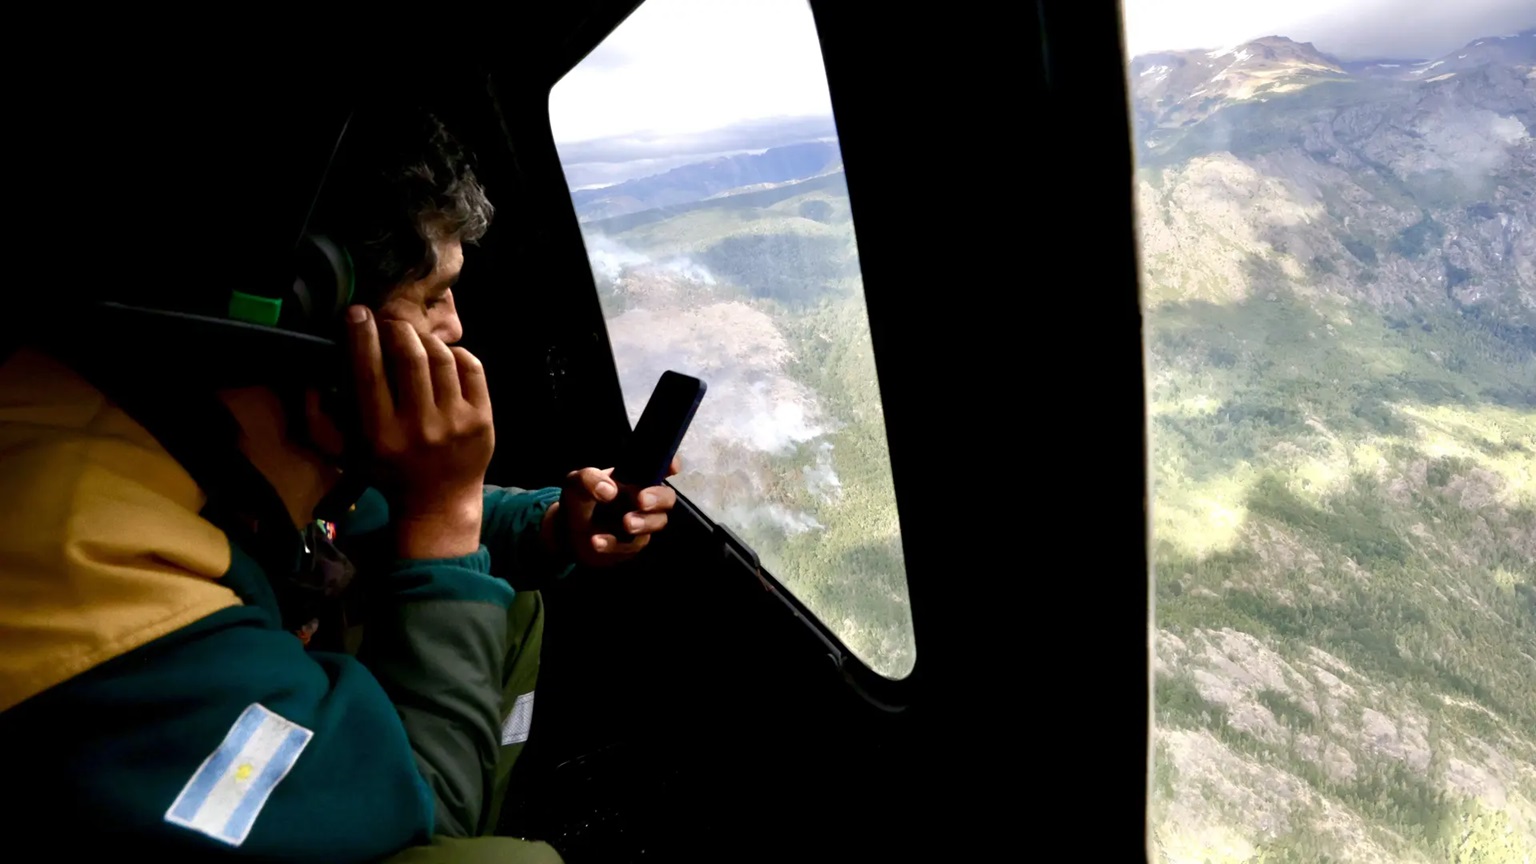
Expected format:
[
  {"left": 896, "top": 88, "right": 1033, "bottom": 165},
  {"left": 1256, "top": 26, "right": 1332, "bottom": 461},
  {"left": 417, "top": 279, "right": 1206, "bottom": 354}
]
[
  {"left": 347, "top": 305, "right": 495, "bottom": 560},
  {"left": 542, "top": 456, "right": 681, "bottom": 568}
]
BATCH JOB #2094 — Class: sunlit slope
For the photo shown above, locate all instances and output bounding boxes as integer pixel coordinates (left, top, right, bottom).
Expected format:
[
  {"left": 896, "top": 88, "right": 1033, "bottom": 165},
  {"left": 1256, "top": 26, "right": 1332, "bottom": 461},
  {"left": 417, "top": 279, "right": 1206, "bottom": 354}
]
[{"left": 1136, "top": 32, "right": 1536, "bottom": 864}]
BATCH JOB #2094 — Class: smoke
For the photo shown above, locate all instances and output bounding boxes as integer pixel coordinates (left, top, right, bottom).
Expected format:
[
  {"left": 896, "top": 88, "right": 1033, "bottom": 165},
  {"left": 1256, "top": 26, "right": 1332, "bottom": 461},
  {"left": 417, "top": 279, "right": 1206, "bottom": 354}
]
[
  {"left": 803, "top": 441, "right": 844, "bottom": 502},
  {"left": 605, "top": 302, "right": 831, "bottom": 461},
  {"left": 1414, "top": 110, "right": 1529, "bottom": 191},
  {"left": 587, "top": 233, "right": 844, "bottom": 542},
  {"left": 585, "top": 233, "right": 650, "bottom": 282},
  {"left": 659, "top": 257, "right": 716, "bottom": 286},
  {"left": 1488, "top": 115, "right": 1527, "bottom": 145},
  {"left": 722, "top": 502, "right": 824, "bottom": 537},
  {"left": 583, "top": 231, "right": 718, "bottom": 290}
]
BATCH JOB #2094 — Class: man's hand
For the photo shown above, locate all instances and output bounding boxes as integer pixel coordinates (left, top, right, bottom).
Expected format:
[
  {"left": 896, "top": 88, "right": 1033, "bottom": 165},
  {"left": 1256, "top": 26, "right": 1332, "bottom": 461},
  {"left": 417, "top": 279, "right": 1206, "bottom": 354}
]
[
  {"left": 543, "top": 456, "right": 681, "bottom": 568},
  {"left": 347, "top": 305, "right": 494, "bottom": 560}
]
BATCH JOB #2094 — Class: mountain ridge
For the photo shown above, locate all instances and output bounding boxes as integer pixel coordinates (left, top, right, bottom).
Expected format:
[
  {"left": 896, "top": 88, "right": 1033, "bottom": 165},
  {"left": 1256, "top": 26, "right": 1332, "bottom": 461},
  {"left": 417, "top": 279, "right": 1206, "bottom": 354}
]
[
  {"left": 1130, "top": 29, "right": 1535, "bottom": 134},
  {"left": 570, "top": 140, "right": 842, "bottom": 222},
  {"left": 1132, "top": 27, "right": 1535, "bottom": 336}
]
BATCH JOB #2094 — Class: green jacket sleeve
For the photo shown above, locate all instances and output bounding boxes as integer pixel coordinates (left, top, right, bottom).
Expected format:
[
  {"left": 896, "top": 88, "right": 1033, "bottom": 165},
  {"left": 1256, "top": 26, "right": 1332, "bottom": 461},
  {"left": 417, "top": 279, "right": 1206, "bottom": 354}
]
[
  {"left": 333, "top": 485, "right": 568, "bottom": 838},
  {"left": 479, "top": 484, "right": 575, "bottom": 591},
  {"left": 337, "top": 486, "right": 574, "bottom": 592},
  {"left": 356, "top": 544, "right": 515, "bottom": 839}
]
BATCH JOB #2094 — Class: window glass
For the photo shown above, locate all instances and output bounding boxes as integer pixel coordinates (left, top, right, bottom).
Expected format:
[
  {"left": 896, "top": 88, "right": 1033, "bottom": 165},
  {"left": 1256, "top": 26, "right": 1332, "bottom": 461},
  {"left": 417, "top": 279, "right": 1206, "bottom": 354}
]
[
  {"left": 1122, "top": 2, "right": 1536, "bottom": 860},
  {"left": 550, "top": 0, "right": 915, "bottom": 678}
]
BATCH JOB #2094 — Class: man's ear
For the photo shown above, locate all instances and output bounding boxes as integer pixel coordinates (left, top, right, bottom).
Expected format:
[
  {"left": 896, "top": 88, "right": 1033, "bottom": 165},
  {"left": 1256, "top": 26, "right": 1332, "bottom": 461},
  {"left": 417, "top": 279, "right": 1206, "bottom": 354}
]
[{"left": 304, "top": 387, "right": 347, "bottom": 461}]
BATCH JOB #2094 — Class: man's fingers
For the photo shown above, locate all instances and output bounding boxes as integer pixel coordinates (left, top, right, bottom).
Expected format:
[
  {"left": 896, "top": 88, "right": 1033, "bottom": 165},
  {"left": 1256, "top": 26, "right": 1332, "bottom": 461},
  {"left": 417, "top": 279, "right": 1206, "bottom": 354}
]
[
  {"left": 634, "top": 484, "right": 676, "bottom": 512},
  {"left": 621, "top": 510, "right": 669, "bottom": 536},
  {"left": 384, "top": 321, "right": 432, "bottom": 418},
  {"left": 591, "top": 533, "right": 649, "bottom": 554},
  {"left": 566, "top": 467, "right": 618, "bottom": 503},
  {"left": 346, "top": 306, "right": 392, "bottom": 436},
  {"left": 667, "top": 455, "right": 682, "bottom": 477},
  {"left": 421, "top": 333, "right": 461, "bottom": 408},
  {"left": 452, "top": 347, "right": 490, "bottom": 410}
]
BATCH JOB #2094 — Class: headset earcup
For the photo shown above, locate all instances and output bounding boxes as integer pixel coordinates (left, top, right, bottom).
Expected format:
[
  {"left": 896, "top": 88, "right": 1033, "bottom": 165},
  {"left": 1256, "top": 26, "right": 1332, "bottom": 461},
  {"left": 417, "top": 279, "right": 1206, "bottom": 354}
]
[{"left": 292, "top": 235, "right": 354, "bottom": 333}]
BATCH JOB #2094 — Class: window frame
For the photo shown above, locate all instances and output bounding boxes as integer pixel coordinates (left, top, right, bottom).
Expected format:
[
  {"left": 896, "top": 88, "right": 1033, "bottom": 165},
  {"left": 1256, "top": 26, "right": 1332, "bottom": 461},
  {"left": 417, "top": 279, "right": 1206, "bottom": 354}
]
[{"left": 537, "top": 0, "right": 926, "bottom": 704}]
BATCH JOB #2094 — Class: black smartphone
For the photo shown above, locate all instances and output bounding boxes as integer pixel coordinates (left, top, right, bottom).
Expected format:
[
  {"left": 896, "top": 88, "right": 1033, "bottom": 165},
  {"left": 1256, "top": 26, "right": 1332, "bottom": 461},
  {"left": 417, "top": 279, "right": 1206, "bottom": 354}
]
[{"left": 598, "top": 371, "right": 707, "bottom": 540}]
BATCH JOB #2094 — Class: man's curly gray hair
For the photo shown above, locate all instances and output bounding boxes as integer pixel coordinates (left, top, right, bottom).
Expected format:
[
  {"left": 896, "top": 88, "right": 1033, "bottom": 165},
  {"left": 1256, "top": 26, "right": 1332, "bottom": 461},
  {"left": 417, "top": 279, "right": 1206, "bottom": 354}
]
[{"left": 324, "top": 107, "right": 495, "bottom": 305}]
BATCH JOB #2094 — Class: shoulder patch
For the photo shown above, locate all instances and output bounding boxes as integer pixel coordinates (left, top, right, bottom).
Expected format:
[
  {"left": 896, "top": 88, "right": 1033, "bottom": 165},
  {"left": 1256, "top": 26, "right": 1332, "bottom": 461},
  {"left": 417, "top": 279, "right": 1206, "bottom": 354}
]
[{"left": 164, "top": 703, "right": 313, "bottom": 847}]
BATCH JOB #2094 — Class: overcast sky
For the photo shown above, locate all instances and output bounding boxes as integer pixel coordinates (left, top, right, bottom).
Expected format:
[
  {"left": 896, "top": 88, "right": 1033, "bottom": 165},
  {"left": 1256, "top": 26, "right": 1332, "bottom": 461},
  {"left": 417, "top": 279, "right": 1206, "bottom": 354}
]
[
  {"left": 550, "top": 0, "right": 831, "bottom": 145},
  {"left": 548, "top": 0, "right": 1534, "bottom": 161},
  {"left": 1120, "top": 0, "right": 1533, "bottom": 60}
]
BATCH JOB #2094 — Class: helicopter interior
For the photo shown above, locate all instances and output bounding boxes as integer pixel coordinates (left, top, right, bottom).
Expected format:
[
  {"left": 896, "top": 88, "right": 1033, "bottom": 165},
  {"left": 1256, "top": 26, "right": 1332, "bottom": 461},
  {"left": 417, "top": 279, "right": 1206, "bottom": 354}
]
[{"left": 7, "top": 2, "right": 1151, "bottom": 860}]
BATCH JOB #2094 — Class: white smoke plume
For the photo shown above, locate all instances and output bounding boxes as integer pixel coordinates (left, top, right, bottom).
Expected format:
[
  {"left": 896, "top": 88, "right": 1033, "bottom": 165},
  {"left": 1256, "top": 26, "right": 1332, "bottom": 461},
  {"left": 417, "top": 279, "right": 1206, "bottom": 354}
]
[
  {"left": 584, "top": 231, "right": 716, "bottom": 286},
  {"left": 585, "top": 233, "right": 843, "bottom": 542}
]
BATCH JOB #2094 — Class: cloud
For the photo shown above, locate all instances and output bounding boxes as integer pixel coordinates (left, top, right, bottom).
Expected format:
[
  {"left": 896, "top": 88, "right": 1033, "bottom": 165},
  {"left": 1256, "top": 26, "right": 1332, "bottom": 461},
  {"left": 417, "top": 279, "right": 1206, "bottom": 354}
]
[
  {"left": 577, "top": 43, "right": 634, "bottom": 71},
  {"left": 1122, "top": 0, "right": 1533, "bottom": 60},
  {"left": 549, "top": 0, "right": 832, "bottom": 143}
]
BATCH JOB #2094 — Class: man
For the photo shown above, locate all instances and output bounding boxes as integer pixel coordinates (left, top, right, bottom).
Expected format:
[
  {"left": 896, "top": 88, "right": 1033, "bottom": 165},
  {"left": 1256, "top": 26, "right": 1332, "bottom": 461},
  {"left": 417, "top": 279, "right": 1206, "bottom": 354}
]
[{"left": 0, "top": 106, "right": 668, "bottom": 860}]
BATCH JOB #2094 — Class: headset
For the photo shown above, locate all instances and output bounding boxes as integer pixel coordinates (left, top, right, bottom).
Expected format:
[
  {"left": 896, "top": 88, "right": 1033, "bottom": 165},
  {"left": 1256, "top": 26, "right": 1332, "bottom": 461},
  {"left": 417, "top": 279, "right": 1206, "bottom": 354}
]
[
  {"left": 257, "top": 106, "right": 360, "bottom": 342},
  {"left": 74, "top": 108, "right": 361, "bottom": 391},
  {"left": 57, "top": 108, "right": 379, "bottom": 521}
]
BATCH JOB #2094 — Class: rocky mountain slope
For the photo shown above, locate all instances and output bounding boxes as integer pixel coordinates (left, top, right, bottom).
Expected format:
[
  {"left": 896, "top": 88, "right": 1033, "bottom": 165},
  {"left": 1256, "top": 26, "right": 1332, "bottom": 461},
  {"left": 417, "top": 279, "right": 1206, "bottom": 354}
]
[
  {"left": 1135, "top": 30, "right": 1535, "bottom": 339},
  {"left": 1136, "top": 26, "right": 1536, "bottom": 864}
]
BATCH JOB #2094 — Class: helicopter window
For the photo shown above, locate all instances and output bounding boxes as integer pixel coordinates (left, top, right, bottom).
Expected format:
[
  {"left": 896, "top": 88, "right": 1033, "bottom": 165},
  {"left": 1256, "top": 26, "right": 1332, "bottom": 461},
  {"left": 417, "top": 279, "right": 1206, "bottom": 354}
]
[{"left": 550, "top": 0, "right": 915, "bottom": 679}]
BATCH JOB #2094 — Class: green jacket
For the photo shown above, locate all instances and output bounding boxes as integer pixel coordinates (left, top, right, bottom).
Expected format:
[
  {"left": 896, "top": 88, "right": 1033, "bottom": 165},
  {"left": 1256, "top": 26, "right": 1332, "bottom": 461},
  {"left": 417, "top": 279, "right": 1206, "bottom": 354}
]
[{"left": 0, "top": 347, "right": 568, "bottom": 859}]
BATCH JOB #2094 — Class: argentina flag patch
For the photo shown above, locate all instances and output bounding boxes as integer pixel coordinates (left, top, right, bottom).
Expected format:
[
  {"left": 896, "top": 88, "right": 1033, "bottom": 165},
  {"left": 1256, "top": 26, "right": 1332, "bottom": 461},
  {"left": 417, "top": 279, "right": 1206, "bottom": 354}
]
[{"left": 164, "top": 703, "right": 313, "bottom": 847}]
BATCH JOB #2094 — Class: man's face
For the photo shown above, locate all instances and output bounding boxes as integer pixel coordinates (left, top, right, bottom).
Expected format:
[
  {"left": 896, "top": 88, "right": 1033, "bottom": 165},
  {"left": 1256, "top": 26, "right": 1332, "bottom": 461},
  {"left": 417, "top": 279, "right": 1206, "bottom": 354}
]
[{"left": 376, "top": 236, "right": 465, "bottom": 343}]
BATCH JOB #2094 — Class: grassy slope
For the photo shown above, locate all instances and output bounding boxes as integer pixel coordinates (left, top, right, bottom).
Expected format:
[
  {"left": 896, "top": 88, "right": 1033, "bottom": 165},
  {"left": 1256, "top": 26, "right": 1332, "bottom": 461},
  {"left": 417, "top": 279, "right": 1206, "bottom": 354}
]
[{"left": 1143, "top": 146, "right": 1536, "bottom": 861}]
